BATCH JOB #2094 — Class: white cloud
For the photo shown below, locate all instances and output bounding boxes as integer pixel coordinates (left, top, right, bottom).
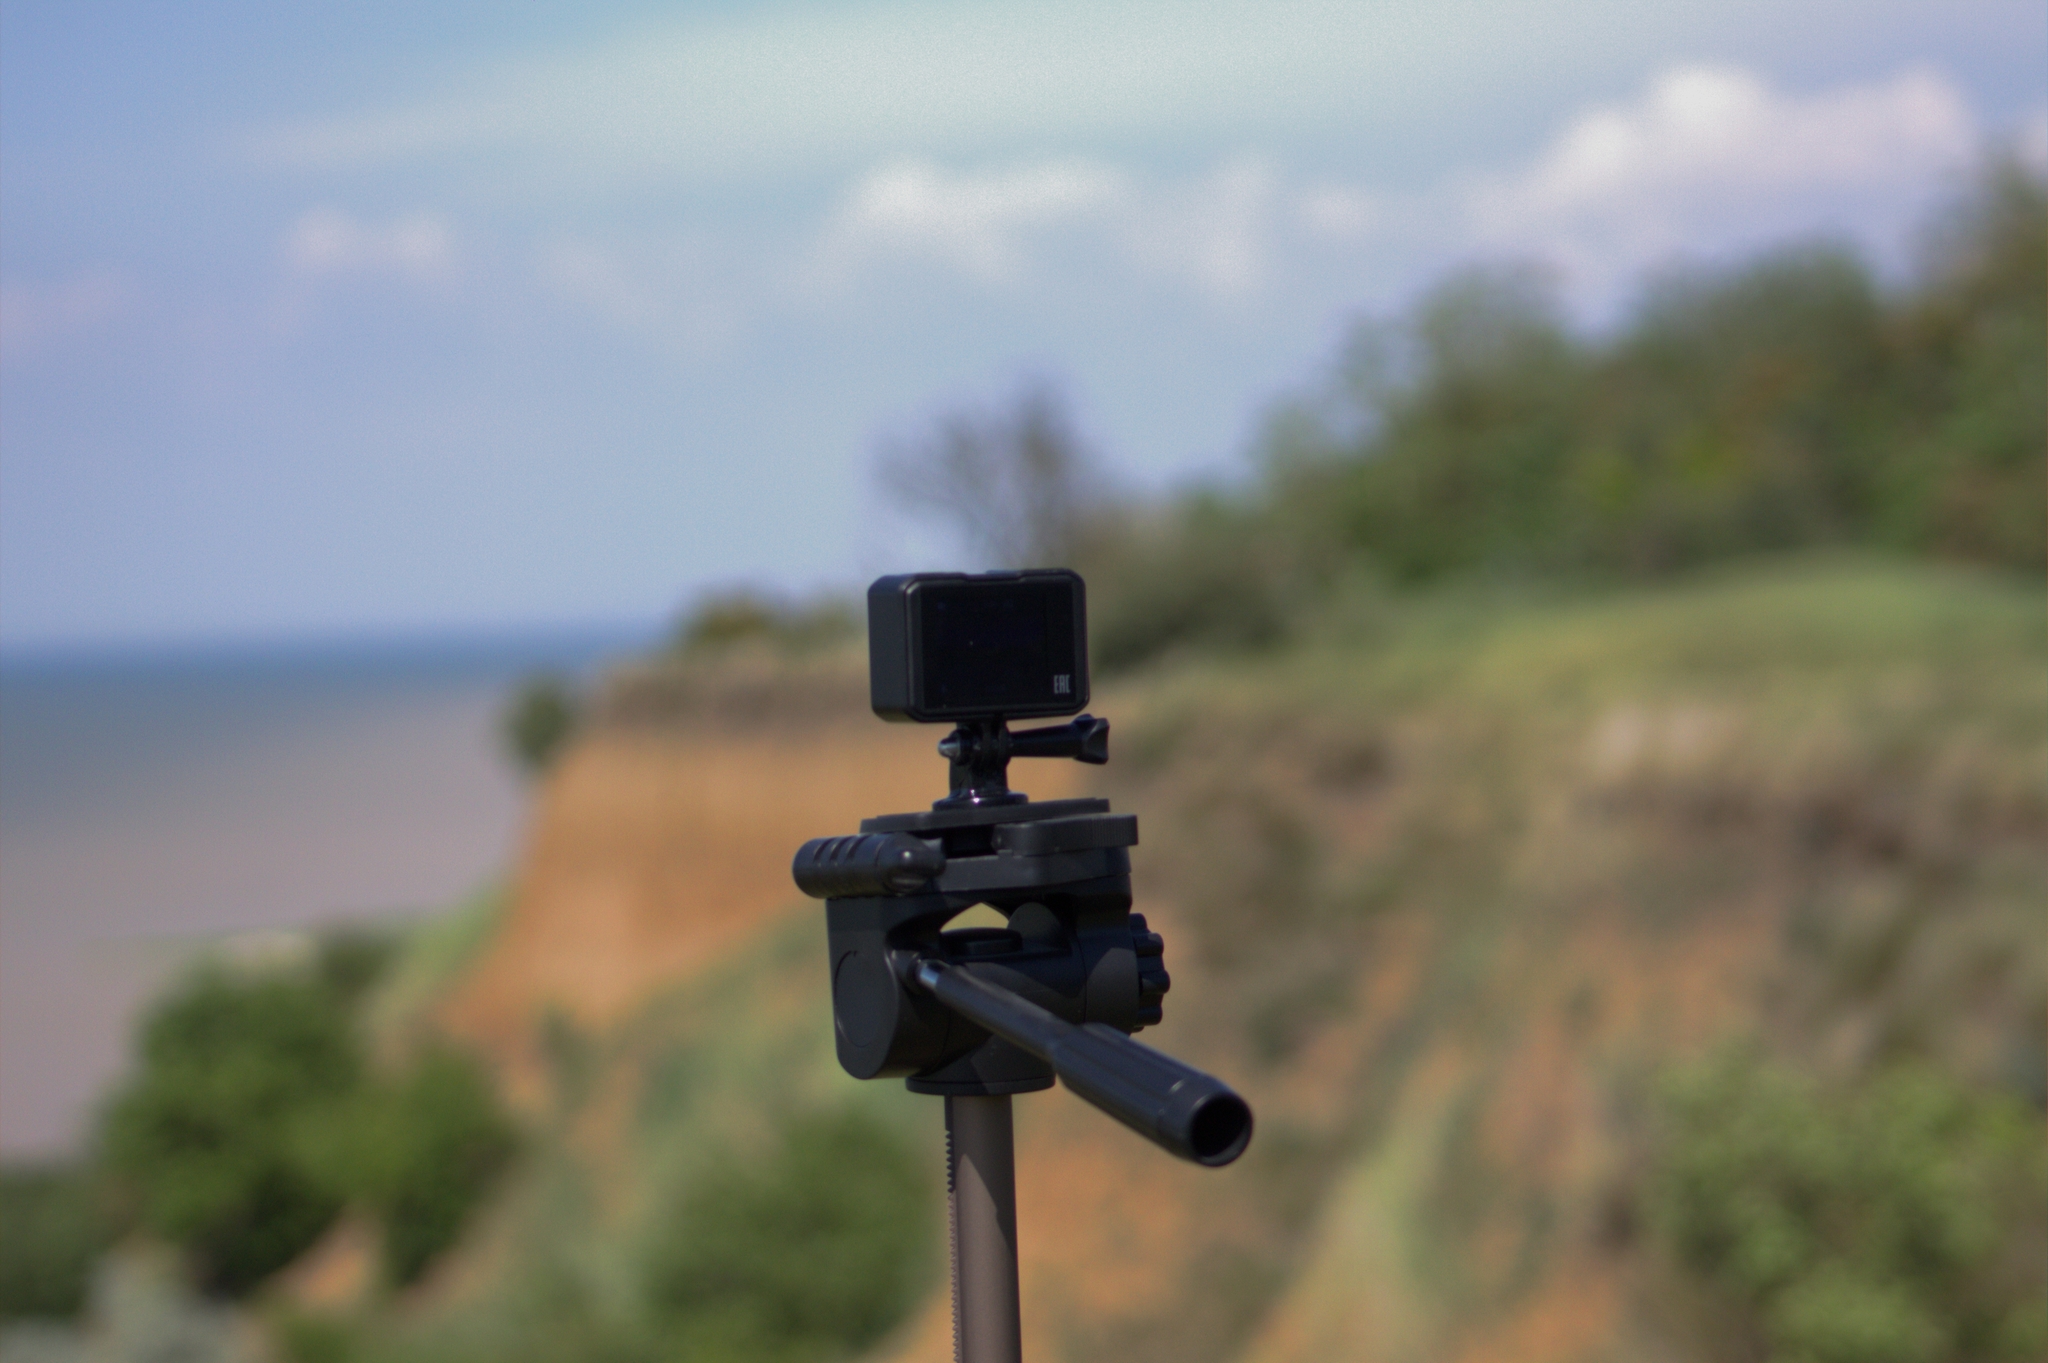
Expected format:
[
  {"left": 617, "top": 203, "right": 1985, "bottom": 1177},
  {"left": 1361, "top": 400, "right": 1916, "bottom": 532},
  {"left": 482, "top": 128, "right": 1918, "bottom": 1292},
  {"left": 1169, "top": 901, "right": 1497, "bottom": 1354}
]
[
  {"left": 825, "top": 159, "right": 1130, "bottom": 282},
  {"left": 536, "top": 240, "right": 731, "bottom": 353},
  {"left": 254, "top": 63, "right": 2014, "bottom": 351},
  {"left": 1296, "top": 185, "right": 1382, "bottom": 239},
  {"left": 1134, "top": 159, "right": 1278, "bottom": 297},
  {"left": 817, "top": 156, "right": 1280, "bottom": 299},
  {"left": 0, "top": 270, "right": 124, "bottom": 360},
  {"left": 1503, "top": 66, "right": 1969, "bottom": 214},
  {"left": 1465, "top": 65, "right": 1979, "bottom": 298},
  {"left": 285, "top": 209, "right": 456, "bottom": 279},
  {"left": 233, "top": 0, "right": 1640, "bottom": 193}
]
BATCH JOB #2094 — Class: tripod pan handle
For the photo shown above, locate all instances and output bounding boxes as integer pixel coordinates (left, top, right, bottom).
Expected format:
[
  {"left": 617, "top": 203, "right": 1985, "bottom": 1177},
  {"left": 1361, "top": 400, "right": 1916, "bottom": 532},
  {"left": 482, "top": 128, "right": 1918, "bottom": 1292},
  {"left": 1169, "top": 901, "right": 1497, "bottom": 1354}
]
[{"left": 913, "top": 959, "right": 1252, "bottom": 1167}]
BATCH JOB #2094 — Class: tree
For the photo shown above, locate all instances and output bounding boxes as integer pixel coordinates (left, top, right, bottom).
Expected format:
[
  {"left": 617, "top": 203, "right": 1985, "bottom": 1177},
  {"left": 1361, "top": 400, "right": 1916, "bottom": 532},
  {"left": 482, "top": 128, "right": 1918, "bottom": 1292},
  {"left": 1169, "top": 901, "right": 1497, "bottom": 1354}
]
[
  {"left": 876, "top": 380, "right": 1108, "bottom": 570},
  {"left": 99, "top": 969, "right": 358, "bottom": 1296},
  {"left": 501, "top": 674, "right": 580, "bottom": 775},
  {"left": 97, "top": 945, "right": 518, "bottom": 1298},
  {"left": 312, "top": 1046, "right": 517, "bottom": 1287}
]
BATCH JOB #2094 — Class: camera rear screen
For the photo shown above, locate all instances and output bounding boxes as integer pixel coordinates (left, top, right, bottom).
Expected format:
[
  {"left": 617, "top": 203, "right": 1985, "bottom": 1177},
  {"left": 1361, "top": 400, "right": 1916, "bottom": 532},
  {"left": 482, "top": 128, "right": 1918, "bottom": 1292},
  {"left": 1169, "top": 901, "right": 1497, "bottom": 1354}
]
[{"left": 917, "top": 579, "right": 1080, "bottom": 715}]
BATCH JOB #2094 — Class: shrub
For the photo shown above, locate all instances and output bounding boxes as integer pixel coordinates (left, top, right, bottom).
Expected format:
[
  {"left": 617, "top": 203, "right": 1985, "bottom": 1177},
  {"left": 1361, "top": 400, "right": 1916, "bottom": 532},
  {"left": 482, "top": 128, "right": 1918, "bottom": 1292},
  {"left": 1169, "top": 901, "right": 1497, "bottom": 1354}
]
[
  {"left": 646, "top": 1105, "right": 933, "bottom": 1363},
  {"left": 97, "top": 943, "right": 516, "bottom": 1299},
  {"left": 1087, "top": 494, "right": 1300, "bottom": 674},
  {"left": 672, "top": 591, "right": 858, "bottom": 658},
  {"left": 99, "top": 968, "right": 359, "bottom": 1296},
  {"left": 317, "top": 929, "right": 399, "bottom": 1007},
  {"left": 1650, "top": 1048, "right": 2047, "bottom": 1362},
  {"left": 317, "top": 1047, "right": 518, "bottom": 1287},
  {"left": 0, "top": 1163, "right": 112, "bottom": 1320},
  {"left": 501, "top": 675, "right": 580, "bottom": 775}
]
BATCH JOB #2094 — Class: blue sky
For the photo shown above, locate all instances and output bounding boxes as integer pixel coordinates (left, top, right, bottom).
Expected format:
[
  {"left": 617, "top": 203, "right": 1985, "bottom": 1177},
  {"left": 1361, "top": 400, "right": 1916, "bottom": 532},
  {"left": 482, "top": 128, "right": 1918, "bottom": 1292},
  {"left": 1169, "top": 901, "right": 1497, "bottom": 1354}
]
[{"left": 3, "top": 0, "right": 2042, "bottom": 650}]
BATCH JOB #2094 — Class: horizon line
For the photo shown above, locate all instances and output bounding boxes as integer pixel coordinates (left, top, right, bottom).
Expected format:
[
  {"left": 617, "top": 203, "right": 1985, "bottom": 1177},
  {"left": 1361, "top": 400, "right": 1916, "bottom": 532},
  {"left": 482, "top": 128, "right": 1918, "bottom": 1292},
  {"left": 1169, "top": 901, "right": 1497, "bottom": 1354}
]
[{"left": 0, "top": 615, "right": 666, "bottom": 673}]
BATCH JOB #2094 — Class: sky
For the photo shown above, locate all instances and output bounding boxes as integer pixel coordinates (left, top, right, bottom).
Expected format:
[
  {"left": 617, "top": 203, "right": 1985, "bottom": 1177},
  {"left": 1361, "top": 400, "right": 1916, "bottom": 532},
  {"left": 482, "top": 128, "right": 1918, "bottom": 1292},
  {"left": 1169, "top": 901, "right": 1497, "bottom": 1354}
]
[{"left": 3, "top": 0, "right": 2043, "bottom": 651}]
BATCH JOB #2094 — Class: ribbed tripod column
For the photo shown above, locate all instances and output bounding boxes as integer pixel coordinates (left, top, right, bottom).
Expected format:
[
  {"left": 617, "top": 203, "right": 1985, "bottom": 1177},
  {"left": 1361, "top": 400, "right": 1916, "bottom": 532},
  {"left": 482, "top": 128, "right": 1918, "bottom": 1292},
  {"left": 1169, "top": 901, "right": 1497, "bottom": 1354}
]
[{"left": 945, "top": 1095, "right": 1022, "bottom": 1363}]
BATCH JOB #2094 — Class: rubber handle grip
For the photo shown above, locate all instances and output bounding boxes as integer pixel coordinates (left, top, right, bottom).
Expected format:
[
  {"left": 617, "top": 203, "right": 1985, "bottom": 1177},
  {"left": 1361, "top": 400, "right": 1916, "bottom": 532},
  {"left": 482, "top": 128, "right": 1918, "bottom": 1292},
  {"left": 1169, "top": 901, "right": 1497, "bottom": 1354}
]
[
  {"left": 914, "top": 959, "right": 1252, "bottom": 1166},
  {"left": 793, "top": 834, "right": 946, "bottom": 898}
]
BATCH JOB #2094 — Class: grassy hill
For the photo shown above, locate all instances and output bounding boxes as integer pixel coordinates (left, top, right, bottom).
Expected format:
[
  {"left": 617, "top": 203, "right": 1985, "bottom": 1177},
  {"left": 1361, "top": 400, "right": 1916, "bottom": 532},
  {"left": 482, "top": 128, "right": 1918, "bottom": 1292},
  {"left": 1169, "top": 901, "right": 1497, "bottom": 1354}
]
[
  {"left": 249, "top": 554, "right": 2041, "bottom": 1363},
  {"left": 1098, "top": 556, "right": 2044, "bottom": 1363}
]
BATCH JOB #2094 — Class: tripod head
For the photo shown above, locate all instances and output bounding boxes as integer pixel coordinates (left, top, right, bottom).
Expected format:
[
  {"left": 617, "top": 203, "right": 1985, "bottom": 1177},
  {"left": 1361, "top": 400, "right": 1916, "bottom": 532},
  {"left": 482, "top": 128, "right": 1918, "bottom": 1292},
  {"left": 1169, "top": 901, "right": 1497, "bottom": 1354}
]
[{"left": 792, "top": 570, "right": 1252, "bottom": 1167}]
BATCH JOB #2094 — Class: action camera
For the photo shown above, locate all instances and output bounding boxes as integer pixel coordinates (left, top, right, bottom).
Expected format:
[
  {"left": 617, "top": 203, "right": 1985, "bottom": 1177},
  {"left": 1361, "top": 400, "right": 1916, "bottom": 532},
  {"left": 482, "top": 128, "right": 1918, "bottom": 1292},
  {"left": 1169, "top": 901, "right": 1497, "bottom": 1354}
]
[{"left": 867, "top": 570, "right": 1089, "bottom": 723}]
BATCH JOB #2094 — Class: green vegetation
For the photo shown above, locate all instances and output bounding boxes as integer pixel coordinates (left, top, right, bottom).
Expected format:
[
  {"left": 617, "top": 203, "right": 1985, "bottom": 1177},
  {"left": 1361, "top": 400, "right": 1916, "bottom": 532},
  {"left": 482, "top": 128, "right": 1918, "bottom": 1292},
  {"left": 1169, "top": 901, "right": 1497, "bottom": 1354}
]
[
  {"left": 101, "top": 966, "right": 360, "bottom": 1296},
  {"left": 359, "top": 888, "right": 507, "bottom": 1046},
  {"left": 672, "top": 589, "right": 860, "bottom": 658},
  {"left": 647, "top": 1106, "right": 933, "bottom": 1363},
  {"left": 285, "top": 913, "right": 938, "bottom": 1363},
  {"left": 1085, "top": 556, "right": 2044, "bottom": 1362},
  {"left": 1077, "top": 161, "right": 2044, "bottom": 672},
  {"left": 502, "top": 674, "right": 581, "bottom": 774},
  {"left": 315, "top": 1048, "right": 517, "bottom": 1287},
  {"left": 96, "top": 933, "right": 514, "bottom": 1299},
  {"left": 1653, "top": 1049, "right": 2046, "bottom": 1363},
  {"left": 0, "top": 1164, "right": 114, "bottom": 1320}
]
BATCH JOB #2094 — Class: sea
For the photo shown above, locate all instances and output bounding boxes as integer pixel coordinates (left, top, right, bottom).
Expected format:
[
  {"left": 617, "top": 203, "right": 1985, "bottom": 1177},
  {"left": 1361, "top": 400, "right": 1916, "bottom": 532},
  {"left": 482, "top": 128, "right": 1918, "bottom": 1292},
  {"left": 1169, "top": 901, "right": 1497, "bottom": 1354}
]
[{"left": 0, "top": 625, "right": 651, "bottom": 1160}]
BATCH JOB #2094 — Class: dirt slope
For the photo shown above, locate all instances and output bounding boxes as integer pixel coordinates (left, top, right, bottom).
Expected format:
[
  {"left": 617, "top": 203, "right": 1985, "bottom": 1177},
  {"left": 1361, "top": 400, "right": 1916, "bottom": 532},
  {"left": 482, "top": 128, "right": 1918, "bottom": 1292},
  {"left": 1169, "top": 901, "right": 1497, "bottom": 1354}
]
[{"left": 437, "top": 652, "right": 1083, "bottom": 1103}]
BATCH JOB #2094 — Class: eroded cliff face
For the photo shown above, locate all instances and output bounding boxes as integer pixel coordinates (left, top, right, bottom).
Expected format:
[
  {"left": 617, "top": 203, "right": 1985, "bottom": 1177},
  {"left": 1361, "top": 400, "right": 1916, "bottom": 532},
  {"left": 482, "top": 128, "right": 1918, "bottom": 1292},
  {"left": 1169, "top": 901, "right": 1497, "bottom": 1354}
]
[
  {"left": 397, "top": 565, "right": 2044, "bottom": 1363},
  {"left": 436, "top": 651, "right": 1080, "bottom": 1105}
]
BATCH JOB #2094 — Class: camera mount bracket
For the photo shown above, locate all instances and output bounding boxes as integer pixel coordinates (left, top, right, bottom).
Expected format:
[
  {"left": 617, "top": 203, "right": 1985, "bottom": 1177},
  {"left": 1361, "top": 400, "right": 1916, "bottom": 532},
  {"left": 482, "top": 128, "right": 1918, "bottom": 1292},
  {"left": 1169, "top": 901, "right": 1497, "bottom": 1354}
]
[{"left": 934, "top": 713, "right": 1110, "bottom": 808}]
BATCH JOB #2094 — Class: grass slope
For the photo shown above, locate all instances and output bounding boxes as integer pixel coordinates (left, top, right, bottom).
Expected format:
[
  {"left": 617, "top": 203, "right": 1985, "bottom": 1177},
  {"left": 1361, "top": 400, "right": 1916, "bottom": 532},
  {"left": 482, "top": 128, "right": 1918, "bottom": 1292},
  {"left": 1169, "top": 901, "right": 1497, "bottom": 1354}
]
[
  {"left": 321, "top": 556, "right": 2042, "bottom": 1363},
  {"left": 1093, "top": 555, "right": 2045, "bottom": 1363}
]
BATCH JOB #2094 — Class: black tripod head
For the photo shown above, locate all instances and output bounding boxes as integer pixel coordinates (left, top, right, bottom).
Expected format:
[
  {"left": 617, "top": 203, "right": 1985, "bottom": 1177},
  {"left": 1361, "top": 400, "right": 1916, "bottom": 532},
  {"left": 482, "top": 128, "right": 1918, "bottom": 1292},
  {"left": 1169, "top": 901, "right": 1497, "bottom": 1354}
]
[{"left": 792, "top": 570, "right": 1253, "bottom": 1167}]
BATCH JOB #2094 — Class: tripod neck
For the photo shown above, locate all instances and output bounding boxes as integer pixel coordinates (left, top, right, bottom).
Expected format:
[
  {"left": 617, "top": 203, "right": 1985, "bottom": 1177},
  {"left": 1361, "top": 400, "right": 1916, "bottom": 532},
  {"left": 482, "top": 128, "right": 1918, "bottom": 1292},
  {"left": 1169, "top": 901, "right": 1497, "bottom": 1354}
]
[{"left": 934, "top": 714, "right": 1110, "bottom": 809}]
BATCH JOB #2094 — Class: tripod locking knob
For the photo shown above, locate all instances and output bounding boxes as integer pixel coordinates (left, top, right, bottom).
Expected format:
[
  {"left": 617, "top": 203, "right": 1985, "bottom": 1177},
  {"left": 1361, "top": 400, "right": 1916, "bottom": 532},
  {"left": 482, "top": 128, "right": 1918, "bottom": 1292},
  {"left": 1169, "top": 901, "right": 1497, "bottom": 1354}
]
[{"left": 1130, "top": 912, "right": 1171, "bottom": 1027}]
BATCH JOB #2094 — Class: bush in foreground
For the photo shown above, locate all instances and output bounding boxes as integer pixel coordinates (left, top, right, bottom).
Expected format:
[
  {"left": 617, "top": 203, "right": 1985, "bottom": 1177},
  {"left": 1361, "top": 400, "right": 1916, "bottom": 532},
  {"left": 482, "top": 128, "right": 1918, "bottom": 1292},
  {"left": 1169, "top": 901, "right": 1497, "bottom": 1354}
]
[
  {"left": 1652, "top": 1049, "right": 2047, "bottom": 1363},
  {"left": 647, "top": 1105, "right": 933, "bottom": 1363},
  {"left": 100, "top": 968, "right": 359, "bottom": 1296},
  {"left": 0, "top": 1163, "right": 114, "bottom": 1320},
  {"left": 98, "top": 940, "right": 516, "bottom": 1299}
]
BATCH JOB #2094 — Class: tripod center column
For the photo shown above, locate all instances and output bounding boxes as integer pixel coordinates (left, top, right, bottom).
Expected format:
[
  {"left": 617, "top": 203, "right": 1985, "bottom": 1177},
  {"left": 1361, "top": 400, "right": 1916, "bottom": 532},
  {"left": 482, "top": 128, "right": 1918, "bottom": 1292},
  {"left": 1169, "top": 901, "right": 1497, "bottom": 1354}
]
[{"left": 946, "top": 1094, "right": 1023, "bottom": 1363}]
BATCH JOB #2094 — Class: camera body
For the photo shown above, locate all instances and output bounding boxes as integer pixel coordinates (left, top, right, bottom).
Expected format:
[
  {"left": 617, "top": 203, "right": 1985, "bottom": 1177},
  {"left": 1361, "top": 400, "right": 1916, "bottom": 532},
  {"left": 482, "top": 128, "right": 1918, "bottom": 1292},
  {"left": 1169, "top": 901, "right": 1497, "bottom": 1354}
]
[{"left": 868, "top": 570, "right": 1089, "bottom": 723}]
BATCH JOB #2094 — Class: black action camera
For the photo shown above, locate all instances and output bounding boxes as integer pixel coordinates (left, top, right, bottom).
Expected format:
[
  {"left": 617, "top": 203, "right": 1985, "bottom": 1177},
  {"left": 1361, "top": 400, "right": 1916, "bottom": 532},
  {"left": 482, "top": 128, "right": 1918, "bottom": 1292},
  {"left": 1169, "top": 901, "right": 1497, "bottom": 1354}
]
[{"left": 867, "top": 569, "right": 1089, "bottom": 723}]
